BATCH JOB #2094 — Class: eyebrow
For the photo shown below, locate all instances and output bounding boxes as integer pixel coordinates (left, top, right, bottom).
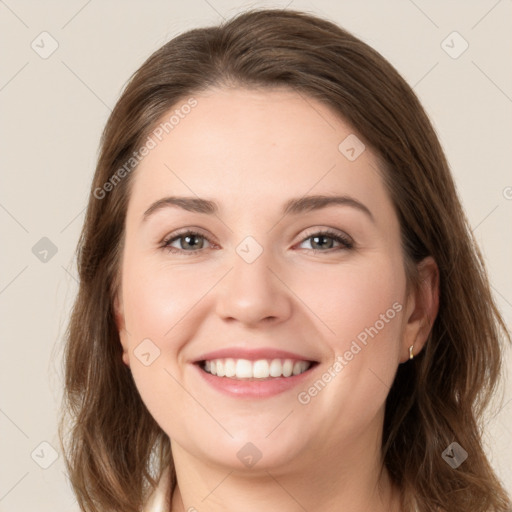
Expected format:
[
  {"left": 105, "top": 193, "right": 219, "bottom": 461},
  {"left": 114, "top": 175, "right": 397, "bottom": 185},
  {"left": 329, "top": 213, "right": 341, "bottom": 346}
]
[{"left": 142, "top": 194, "right": 374, "bottom": 223}]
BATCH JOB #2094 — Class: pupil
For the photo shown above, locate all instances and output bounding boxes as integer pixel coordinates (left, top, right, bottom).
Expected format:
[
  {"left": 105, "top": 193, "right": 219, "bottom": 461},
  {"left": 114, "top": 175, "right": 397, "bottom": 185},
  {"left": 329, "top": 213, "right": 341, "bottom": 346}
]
[
  {"left": 184, "top": 235, "right": 201, "bottom": 249},
  {"left": 313, "top": 235, "right": 331, "bottom": 249}
]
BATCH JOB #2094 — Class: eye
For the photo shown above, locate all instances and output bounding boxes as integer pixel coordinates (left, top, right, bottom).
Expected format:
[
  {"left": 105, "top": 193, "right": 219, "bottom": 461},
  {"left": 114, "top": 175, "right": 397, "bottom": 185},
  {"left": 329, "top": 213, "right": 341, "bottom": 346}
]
[
  {"left": 298, "top": 229, "right": 354, "bottom": 252},
  {"left": 160, "top": 228, "right": 354, "bottom": 255},
  {"left": 161, "top": 230, "right": 214, "bottom": 255}
]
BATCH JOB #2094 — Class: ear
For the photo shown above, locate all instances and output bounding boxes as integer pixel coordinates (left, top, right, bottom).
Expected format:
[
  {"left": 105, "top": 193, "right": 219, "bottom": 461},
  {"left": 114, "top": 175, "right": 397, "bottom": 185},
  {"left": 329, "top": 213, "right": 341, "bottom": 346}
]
[
  {"left": 400, "top": 256, "right": 439, "bottom": 363},
  {"left": 113, "top": 292, "right": 130, "bottom": 367}
]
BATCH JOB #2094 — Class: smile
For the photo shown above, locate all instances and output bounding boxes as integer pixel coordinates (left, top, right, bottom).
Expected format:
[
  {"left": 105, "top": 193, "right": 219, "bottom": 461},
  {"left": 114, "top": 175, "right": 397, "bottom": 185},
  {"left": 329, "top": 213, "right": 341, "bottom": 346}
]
[{"left": 201, "top": 358, "right": 312, "bottom": 379}]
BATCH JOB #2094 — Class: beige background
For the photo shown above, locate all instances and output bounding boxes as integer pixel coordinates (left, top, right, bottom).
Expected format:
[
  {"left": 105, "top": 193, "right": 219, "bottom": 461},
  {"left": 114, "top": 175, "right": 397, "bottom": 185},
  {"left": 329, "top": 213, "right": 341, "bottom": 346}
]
[{"left": 1, "top": 1, "right": 511, "bottom": 510}]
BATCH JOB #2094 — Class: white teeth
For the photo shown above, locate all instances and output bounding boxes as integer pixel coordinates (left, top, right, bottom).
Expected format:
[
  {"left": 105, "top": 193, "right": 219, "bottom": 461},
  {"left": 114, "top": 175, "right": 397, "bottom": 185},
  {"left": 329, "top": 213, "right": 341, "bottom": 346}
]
[
  {"left": 293, "top": 361, "right": 305, "bottom": 375},
  {"left": 235, "top": 359, "right": 253, "bottom": 378},
  {"left": 202, "top": 358, "right": 312, "bottom": 379},
  {"left": 216, "top": 359, "right": 225, "bottom": 377},
  {"left": 253, "top": 360, "right": 269, "bottom": 378},
  {"left": 283, "top": 359, "right": 294, "bottom": 377},
  {"left": 224, "top": 358, "right": 236, "bottom": 377},
  {"left": 269, "top": 359, "right": 282, "bottom": 377}
]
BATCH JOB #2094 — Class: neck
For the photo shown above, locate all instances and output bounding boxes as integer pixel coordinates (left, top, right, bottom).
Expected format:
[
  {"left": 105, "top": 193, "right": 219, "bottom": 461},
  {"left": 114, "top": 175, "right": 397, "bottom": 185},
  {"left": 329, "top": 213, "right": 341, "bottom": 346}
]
[{"left": 168, "top": 408, "right": 401, "bottom": 512}]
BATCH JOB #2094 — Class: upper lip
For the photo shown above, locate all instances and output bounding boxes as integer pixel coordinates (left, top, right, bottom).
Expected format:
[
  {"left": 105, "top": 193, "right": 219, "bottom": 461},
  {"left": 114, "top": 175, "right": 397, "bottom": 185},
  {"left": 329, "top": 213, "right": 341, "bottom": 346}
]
[{"left": 192, "top": 347, "right": 319, "bottom": 363}]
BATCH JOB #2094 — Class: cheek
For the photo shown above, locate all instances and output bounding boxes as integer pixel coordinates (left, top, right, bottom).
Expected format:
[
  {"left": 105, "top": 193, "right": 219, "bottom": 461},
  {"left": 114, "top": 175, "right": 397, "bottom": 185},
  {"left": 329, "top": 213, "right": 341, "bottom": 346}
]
[
  {"left": 120, "top": 257, "right": 221, "bottom": 417},
  {"left": 121, "top": 257, "right": 203, "bottom": 347},
  {"left": 296, "top": 257, "right": 406, "bottom": 416},
  {"left": 296, "top": 256, "right": 406, "bottom": 350},
  {"left": 120, "top": 259, "right": 200, "bottom": 434}
]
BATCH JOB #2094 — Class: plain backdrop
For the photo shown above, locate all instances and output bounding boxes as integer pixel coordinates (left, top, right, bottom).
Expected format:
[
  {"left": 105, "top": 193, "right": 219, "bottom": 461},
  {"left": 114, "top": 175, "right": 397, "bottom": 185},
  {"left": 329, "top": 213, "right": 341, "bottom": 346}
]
[{"left": 0, "top": 1, "right": 511, "bottom": 510}]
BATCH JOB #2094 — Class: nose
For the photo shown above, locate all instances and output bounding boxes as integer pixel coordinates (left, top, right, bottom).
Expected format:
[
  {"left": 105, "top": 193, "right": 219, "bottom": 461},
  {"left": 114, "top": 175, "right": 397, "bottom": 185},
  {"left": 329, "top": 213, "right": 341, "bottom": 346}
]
[{"left": 214, "top": 246, "right": 293, "bottom": 327}]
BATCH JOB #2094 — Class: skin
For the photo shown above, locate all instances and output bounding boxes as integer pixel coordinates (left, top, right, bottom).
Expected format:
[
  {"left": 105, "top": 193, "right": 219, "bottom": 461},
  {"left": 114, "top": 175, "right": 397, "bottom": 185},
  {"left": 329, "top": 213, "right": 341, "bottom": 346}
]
[{"left": 115, "top": 87, "right": 439, "bottom": 512}]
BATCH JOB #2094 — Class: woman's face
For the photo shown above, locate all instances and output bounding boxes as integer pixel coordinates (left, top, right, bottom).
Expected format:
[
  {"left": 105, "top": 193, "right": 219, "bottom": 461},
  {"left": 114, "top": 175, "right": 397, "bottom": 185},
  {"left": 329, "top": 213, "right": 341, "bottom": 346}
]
[{"left": 116, "top": 87, "right": 417, "bottom": 473}]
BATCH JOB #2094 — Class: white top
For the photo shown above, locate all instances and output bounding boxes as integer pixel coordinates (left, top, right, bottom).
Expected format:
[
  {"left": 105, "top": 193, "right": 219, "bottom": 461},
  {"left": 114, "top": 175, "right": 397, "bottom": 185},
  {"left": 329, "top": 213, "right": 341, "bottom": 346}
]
[
  {"left": 142, "top": 466, "right": 171, "bottom": 512},
  {"left": 141, "top": 467, "right": 420, "bottom": 512}
]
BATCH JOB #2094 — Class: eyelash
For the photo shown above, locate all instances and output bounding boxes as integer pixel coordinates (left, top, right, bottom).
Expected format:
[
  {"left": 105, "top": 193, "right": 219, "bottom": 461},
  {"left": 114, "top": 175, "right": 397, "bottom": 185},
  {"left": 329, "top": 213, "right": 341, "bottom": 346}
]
[{"left": 160, "top": 228, "right": 354, "bottom": 256}]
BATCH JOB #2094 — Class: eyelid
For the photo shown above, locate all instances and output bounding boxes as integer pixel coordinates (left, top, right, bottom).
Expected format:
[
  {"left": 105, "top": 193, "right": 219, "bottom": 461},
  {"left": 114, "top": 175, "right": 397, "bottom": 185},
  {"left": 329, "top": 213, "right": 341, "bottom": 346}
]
[
  {"left": 160, "top": 227, "right": 216, "bottom": 249},
  {"left": 160, "top": 226, "right": 354, "bottom": 254},
  {"left": 299, "top": 227, "right": 354, "bottom": 246}
]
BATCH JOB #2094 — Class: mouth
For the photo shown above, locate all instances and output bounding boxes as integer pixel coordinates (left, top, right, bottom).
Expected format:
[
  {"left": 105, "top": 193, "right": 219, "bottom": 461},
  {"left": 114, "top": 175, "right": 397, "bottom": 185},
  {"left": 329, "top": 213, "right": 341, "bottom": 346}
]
[
  {"left": 192, "top": 349, "right": 319, "bottom": 398},
  {"left": 198, "top": 358, "right": 315, "bottom": 380}
]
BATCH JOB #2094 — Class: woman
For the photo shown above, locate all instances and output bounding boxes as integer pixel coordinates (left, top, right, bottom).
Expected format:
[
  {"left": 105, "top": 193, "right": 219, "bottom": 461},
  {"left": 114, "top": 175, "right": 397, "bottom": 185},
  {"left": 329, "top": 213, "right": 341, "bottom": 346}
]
[{"left": 59, "top": 8, "right": 512, "bottom": 512}]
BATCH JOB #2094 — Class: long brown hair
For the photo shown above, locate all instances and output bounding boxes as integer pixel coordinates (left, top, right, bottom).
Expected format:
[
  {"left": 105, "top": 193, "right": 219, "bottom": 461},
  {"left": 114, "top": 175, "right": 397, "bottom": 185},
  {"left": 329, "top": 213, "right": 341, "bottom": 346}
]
[{"left": 59, "top": 8, "right": 512, "bottom": 512}]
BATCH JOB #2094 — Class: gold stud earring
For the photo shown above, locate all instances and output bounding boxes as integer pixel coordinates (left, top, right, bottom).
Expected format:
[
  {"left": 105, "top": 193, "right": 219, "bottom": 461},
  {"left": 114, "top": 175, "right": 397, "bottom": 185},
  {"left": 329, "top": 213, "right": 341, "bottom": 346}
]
[{"left": 409, "top": 345, "right": 414, "bottom": 360}]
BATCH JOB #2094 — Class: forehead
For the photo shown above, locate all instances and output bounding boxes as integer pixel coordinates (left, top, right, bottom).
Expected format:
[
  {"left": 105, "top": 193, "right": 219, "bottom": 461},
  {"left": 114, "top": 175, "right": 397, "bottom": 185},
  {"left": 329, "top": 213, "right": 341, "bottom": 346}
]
[{"left": 127, "top": 87, "right": 393, "bottom": 221}]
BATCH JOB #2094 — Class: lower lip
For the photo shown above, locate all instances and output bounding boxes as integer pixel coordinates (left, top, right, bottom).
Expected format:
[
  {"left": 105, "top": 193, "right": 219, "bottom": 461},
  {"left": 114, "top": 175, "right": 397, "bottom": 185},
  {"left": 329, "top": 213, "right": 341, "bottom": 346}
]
[{"left": 193, "top": 363, "right": 315, "bottom": 398}]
